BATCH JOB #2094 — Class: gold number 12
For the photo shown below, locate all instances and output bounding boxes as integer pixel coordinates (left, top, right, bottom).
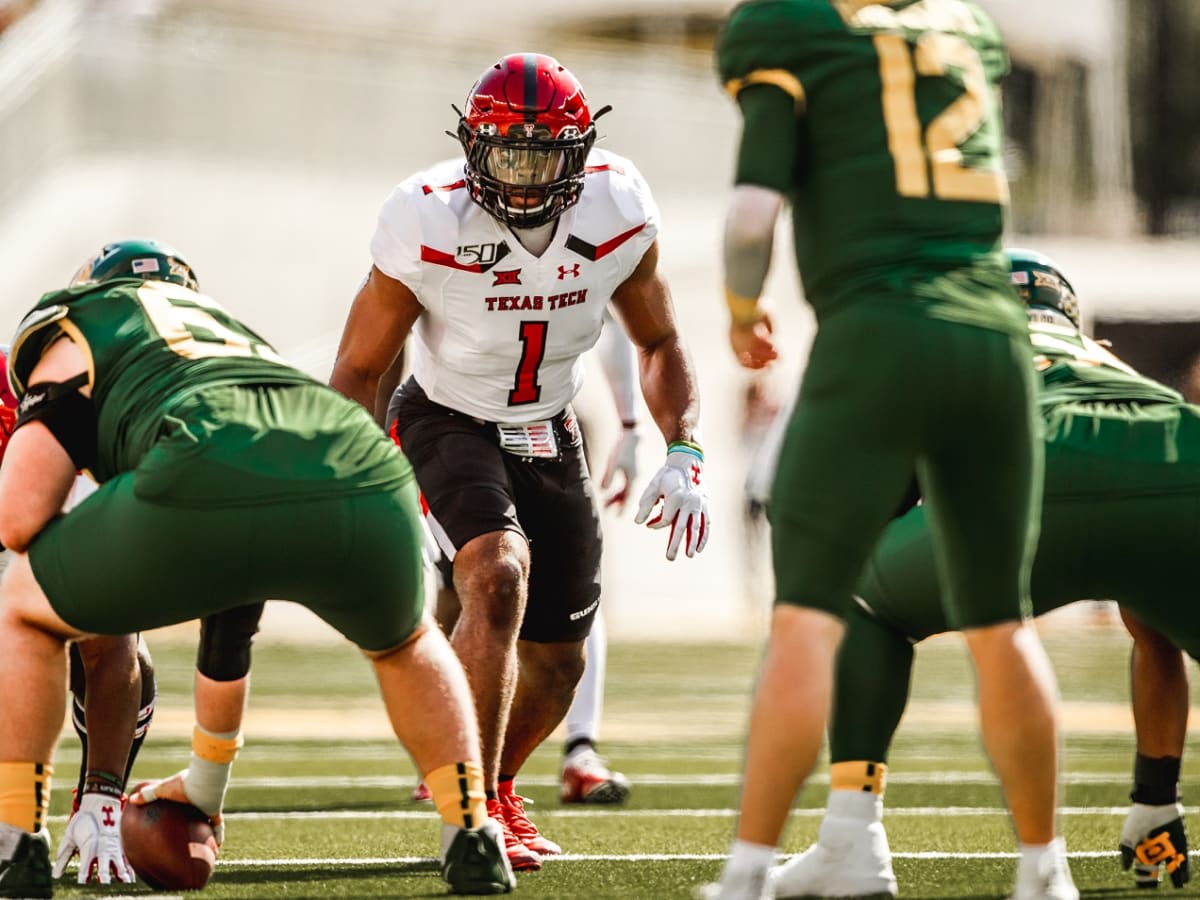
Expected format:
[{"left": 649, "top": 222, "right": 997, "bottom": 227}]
[{"left": 875, "top": 32, "right": 1008, "bottom": 204}]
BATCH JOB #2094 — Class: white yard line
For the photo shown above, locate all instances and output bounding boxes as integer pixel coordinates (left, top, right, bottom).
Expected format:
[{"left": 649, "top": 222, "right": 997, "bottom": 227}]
[
  {"left": 138, "top": 770, "right": 1138, "bottom": 789},
  {"left": 47, "top": 804, "right": 1199, "bottom": 825},
  {"left": 203, "top": 848, "right": 1200, "bottom": 867}
]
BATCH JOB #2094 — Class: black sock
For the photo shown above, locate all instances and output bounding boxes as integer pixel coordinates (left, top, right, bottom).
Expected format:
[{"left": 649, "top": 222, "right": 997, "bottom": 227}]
[
  {"left": 1132, "top": 753, "right": 1181, "bottom": 805},
  {"left": 565, "top": 737, "right": 595, "bottom": 757}
]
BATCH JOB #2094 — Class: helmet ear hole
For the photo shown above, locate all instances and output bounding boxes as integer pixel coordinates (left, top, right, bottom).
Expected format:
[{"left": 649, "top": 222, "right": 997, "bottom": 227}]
[{"left": 457, "top": 53, "right": 598, "bottom": 229}]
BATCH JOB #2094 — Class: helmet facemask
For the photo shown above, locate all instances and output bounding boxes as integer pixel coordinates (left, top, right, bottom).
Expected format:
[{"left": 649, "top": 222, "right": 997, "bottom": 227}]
[{"left": 459, "top": 118, "right": 595, "bottom": 229}]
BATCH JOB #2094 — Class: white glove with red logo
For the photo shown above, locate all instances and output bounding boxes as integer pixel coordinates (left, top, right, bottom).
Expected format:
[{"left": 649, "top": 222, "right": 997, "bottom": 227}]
[
  {"left": 635, "top": 441, "right": 710, "bottom": 561},
  {"left": 53, "top": 792, "right": 135, "bottom": 884}
]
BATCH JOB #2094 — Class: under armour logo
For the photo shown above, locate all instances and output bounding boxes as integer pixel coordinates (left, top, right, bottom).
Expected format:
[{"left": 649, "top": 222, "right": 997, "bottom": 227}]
[
  {"left": 690, "top": 464, "right": 702, "bottom": 486},
  {"left": 102, "top": 806, "right": 115, "bottom": 827},
  {"left": 492, "top": 268, "right": 523, "bottom": 286},
  {"left": 557, "top": 264, "right": 581, "bottom": 280}
]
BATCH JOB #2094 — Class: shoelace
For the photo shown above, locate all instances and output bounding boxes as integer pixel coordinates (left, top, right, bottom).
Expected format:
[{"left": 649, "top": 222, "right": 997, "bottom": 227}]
[
  {"left": 485, "top": 799, "right": 526, "bottom": 849},
  {"left": 500, "top": 793, "right": 542, "bottom": 841}
]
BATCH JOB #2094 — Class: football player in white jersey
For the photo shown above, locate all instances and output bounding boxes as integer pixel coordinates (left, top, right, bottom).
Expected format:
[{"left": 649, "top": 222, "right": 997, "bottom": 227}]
[
  {"left": 407, "top": 312, "right": 637, "bottom": 807},
  {"left": 331, "top": 52, "right": 710, "bottom": 871}
]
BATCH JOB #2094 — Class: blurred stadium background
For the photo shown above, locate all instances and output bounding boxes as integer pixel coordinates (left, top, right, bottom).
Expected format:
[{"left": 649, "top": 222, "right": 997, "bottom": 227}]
[
  {"left": 0, "top": 0, "right": 1197, "bottom": 647},
  {"left": 5, "top": 3, "right": 1200, "bottom": 897}
]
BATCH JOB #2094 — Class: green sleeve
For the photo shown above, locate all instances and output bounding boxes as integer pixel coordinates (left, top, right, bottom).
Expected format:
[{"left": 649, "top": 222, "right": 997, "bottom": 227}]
[{"left": 733, "top": 84, "right": 802, "bottom": 193}]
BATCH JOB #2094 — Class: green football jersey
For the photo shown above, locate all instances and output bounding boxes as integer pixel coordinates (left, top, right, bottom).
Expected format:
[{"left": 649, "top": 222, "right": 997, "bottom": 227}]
[
  {"left": 8, "top": 279, "right": 398, "bottom": 488},
  {"left": 1029, "top": 317, "right": 1182, "bottom": 410},
  {"left": 718, "top": 0, "right": 1022, "bottom": 332}
]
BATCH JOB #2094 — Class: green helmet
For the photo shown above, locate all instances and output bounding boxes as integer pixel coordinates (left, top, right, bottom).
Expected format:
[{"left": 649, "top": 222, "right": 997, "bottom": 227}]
[
  {"left": 1006, "top": 247, "right": 1079, "bottom": 329},
  {"left": 70, "top": 239, "right": 199, "bottom": 292}
]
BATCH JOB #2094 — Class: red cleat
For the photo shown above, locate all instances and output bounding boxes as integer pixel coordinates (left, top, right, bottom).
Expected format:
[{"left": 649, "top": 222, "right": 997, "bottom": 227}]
[
  {"left": 560, "top": 748, "right": 631, "bottom": 804},
  {"left": 485, "top": 797, "right": 543, "bottom": 871},
  {"left": 409, "top": 781, "right": 432, "bottom": 803},
  {"left": 498, "top": 785, "right": 562, "bottom": 856}
]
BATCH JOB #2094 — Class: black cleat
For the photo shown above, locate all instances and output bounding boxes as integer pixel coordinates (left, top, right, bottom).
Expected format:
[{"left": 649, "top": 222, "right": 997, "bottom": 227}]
[
  {"left": 442, "top": 819, "right": 516, "bottom": 895},
  {"left": 0, "top": 830, "right": 52, "bottom": 899}
]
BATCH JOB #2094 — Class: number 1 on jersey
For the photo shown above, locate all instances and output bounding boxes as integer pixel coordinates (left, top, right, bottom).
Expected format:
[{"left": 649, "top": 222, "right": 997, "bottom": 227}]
[{"left": 509, "top": 320, "right": 549, "bottom": 406}]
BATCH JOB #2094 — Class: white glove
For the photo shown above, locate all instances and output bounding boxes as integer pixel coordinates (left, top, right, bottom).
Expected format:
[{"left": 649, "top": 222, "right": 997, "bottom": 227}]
[
  {"left": 601, "top": 426, "right": 640, "bottom": 510},
  {"left": 1120, "top": 801, "right": 1190, "bottom": 888},
  {"left": 53, "top": 792, "right": 135, "bottom": 884},
  {"left": 635, "top": 443, "right": 710, "bottom": 561}
]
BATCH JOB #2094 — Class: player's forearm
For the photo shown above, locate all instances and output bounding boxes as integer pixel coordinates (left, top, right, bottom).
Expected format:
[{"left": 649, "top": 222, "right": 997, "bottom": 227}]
[
  {"left": 638, "top": 335, "right": 700, "bottom": 446},
  {"left": 723, "top": 185, "right": 784, "bottom": 324},
  {"left": 329, "top": 358, "right": 382, "bottom": 416},
  {"left": 194, "top": 671, "right": 250, "bottom": 737},
  {"left": 0, "top": 427, "right": 77, "bottom": 552},
  {"left": 373, "top": 348, "right": 407, "bottom": 428},
  {"left": 597, "top": 316, "right": 638, "bottom": 425}
]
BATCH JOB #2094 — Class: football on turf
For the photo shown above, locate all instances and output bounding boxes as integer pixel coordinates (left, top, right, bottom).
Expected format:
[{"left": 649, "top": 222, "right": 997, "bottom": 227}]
[{"left": 120, "top": 791, "right": 218, "bottom": 890}]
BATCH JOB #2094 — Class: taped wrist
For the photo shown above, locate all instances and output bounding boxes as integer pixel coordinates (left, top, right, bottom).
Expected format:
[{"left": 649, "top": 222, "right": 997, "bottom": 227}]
[
  {"left": 725, "top": 289, "right": 765, "bottom": 326},
  {"left": 185, "top": 726, "right": 242, "bottom": 816},
  {"left": 1132, "top": 753, "right": 1181, "bottom": 805},
  {"left": 15, "top": 374, "right": 96, "bottom": 469}
]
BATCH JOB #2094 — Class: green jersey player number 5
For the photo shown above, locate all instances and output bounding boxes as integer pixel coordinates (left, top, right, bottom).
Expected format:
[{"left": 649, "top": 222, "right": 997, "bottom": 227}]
[{"left": 135, "top": 282, "right": 285, "bottom": 364}]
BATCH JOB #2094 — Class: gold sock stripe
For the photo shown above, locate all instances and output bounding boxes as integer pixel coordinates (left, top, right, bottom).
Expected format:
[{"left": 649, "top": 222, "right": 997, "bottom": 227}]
[
  {"left": 33, "top": 764, "right": 44, "bottom": 832},
  {"left": 456, "top": 762, "right": 473, "bottom": 830},
  {"left": 427, "top": 761, "right": 487, "bottom": 831},
  {"left": 830, "top": 760, "right": 887, "bottom": 794},
  {"left": 192, "top": 726, "right": 243, "bottom": 765}
]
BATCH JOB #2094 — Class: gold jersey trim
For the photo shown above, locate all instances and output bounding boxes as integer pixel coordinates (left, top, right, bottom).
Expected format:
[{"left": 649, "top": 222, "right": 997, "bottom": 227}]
[{"left": 725, "top": 69, "right": 806, "bottom": 112}]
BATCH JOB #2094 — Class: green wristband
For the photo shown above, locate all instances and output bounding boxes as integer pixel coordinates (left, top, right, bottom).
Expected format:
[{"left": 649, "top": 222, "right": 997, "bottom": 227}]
[{"left": 667, "top": 440, "right": 704, "bottom": 461}]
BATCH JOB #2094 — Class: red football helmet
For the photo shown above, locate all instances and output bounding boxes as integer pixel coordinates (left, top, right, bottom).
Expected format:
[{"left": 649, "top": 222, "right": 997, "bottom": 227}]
[{"left": 457, "top": 53, "right": 598, "bottom": 228}]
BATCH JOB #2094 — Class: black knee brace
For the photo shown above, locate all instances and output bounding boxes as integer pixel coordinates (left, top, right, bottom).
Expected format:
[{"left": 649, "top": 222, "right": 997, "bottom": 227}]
[{"left": 197, "top": 603, "right": 265, "bottom": 681}]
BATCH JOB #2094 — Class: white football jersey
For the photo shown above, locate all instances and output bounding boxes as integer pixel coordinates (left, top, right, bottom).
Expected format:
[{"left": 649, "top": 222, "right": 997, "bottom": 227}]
[{"left": 370, "top": 148, "right": 660, "bottom": 423}]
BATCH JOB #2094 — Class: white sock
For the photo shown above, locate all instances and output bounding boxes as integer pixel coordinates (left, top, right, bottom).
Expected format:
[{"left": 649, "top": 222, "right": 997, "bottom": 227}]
[
  {"left": 826, "top": 789, "right": 884, "bottom": 822},
  {"left": 0, "top": 822, "right": 25, "bottom": 860},
  {"left": 1018, "top": 837, "right": 1064, "bottom": 874},
  {"left": 725, "top": 838, "right": 777, "bottom": 875},
  {"left": 565, "top": 612, "right": 607, "bottom": 746}
]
